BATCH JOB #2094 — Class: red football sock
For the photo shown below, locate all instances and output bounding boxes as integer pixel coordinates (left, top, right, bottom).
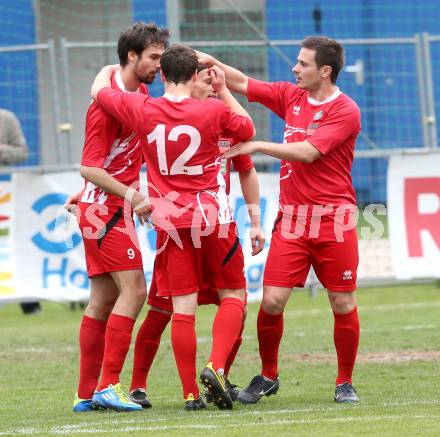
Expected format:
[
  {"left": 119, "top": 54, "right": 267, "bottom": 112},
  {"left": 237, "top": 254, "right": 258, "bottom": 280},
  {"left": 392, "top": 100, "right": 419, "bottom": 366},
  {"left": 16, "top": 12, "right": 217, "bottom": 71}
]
[
  {"left": 130, "top": 309, "right": 171, "bottom": 392},
  {"left": 77, "top": 315, "right": 107, "bottom": 399},
  {"left": 258, "top": 306, "right": 283, "bottom": 380},
  {"left": 209, "top": 298, "right": 244, "bottom": 371},
  {"left": 171, "top": 313, "right": 199, "bottom": 400},
  {"left": 333, "top": 307, "right": 360, "bottom": 385},
  {"left": 224, "top": 318, "right": 244, "bottom": 377},
  {"left": 97, "top": 313, "right": 135, "bottom": 391}
]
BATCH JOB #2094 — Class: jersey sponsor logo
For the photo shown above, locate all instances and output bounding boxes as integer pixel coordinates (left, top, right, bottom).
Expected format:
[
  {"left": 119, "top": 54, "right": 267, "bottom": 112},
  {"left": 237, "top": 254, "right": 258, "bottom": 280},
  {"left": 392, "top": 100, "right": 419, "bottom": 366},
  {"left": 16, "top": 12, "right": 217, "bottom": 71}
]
[
  {"left": 343, "top": 270, "right": 353, "bottom": 280},
  {"left": 218, "top": 139, "right": 232, "bottom": 148},
  {"left": 292, "top": 105, "right": 301, "bottom": 116},
  {"left": 313, "top": 110, "right": 323, "bottom": 120},
  {"left": 307, "top": 122, "right": 320, "bottom": 136}
]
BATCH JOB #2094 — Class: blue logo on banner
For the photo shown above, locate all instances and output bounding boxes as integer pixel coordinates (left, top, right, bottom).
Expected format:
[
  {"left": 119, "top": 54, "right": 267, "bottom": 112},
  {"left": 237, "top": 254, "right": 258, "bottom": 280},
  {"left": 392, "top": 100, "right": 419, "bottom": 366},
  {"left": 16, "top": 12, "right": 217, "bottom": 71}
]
[
  {"left": 31, "top": 193, "right": 82, "bottom": 253},
  {"left": 42, "top": 257, "right": 89, "bottom": 289}
]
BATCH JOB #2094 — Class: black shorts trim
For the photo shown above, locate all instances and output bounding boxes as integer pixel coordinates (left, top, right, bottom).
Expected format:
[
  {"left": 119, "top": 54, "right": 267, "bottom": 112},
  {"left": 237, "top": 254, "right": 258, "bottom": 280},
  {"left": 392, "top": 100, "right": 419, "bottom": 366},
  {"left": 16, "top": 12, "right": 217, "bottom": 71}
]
[
  {"left": 97, "top": 206, "right": 123, "bottom": 248},
  {"left": 222, "top": 236, "right": 240, "bottom": 267}
]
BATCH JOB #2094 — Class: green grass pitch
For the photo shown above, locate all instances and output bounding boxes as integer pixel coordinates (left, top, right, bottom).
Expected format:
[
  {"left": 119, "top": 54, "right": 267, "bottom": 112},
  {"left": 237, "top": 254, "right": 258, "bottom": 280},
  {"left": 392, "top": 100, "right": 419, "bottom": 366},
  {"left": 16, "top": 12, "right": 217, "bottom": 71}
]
[{"left": 0, "top": 283, "right": 439, "bottom": 436}]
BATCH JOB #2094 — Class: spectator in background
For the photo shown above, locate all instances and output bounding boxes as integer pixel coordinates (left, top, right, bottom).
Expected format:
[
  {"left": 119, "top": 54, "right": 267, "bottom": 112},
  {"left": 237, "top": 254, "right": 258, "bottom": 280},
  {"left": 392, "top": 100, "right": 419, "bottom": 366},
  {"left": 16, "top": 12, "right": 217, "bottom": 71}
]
[
  {"left": 0, "top": 109, "right": 29, "bottom": 164},
  {"left": 0, "top": 108, "right": 39, "bottom": 314}
]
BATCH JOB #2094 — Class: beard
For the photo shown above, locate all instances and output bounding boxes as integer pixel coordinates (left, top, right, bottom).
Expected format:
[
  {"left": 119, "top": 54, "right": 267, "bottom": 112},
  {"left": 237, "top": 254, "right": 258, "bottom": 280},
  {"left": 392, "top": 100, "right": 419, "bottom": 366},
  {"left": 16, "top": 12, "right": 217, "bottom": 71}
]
[
  {"left": 134, "top": 59, "right": 157, "bottom": 84},
  {"left": 141, "top": 73, "right": 156, "bottom": 84}
]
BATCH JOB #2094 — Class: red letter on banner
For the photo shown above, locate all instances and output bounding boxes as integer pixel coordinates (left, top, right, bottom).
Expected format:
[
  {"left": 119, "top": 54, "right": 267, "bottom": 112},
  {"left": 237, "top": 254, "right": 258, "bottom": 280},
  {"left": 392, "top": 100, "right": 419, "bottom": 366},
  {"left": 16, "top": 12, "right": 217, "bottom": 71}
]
[{"left": 404, "top": 177, "right": 440, "bottom": 257}]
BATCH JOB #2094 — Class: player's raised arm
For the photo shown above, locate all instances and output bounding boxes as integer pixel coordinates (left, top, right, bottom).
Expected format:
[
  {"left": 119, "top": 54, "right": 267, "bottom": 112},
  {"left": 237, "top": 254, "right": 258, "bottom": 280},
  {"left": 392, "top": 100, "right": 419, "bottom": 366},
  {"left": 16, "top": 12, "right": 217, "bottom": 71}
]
[
  {"left": 91, "top": 64, "right": 150, "bottom": 135},
  {"left": 91, "top": 64, "right": 119, "bottom": 100},
  {"left": 210, "top": 65, "right": 256, "bottom": 140},
  {"left": 95, "top": 90, "right": 149, "bottom": 138},
  {"left": 196, "top": 50, "right": 249, "bottom": 96},
  {"left": 225, "top": 140, "right": 322, "bottom": 163}
]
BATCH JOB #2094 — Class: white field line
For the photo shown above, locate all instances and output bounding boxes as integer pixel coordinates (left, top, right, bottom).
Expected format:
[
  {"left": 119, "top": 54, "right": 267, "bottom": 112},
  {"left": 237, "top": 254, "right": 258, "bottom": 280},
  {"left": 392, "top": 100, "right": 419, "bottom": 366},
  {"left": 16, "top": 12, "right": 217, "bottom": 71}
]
[
  {"left": 2, "top": 413, "right": 440, "bottom": 435},
  {"left": 2, "top": 399, "right": 440, "bottom": 436}
]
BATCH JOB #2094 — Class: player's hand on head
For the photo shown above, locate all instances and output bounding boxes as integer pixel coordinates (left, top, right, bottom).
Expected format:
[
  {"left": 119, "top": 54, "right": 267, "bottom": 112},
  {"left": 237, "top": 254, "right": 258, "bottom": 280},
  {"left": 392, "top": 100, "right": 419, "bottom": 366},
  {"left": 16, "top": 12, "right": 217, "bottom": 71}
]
[
  {"left": 91, "top": 64, "right": 119, "bottom": 100},
  {"left": 195, "top": 50, "right": 215, "bottom": 67},
  {"left": 98, "top": 64, "right": 120, "bottom": 78},
  {"left": 209, "top": 66, "right": 226, "bottom": 93},
  {"left": 107, "top": 64, "right": 120, "bottom": 72},
  {"left": 250, "top": 226, "right": 265, "bottom": 256}
]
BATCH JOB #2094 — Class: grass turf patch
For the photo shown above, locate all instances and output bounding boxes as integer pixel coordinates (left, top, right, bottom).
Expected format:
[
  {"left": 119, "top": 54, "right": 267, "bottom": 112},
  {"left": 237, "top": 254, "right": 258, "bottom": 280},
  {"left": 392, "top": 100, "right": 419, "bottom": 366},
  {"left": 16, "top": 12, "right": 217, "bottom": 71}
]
[{"left": 0, "top": 283, "right": 439, "bottom": 436}]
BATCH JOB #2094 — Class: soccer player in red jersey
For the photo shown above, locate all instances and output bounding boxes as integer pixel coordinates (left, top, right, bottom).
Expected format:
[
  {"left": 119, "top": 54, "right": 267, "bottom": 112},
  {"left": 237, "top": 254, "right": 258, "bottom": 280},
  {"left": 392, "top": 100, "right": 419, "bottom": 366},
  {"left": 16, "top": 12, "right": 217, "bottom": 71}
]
[
  {"left": 127, "top": 65, "right": 265, "bottom": 409},
  {"left": 72, "top": 22, "right": 169, "bottom": 413},
  {"left": 199, "top": 35, "right": 361, "bottom": 404},
  {"left": 91, "top": 44, "right": 255, "bottom": 410}
]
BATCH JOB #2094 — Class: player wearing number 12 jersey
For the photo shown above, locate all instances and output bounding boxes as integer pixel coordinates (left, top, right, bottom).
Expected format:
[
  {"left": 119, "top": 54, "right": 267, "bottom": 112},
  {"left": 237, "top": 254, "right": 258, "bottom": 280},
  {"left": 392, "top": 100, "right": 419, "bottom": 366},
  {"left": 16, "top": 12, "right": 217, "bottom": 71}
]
[
  {"left": 127, "top": 66, "right": 264, "bottom": 409},
  {"left": 92, "top": 45, "right": 255, "bottom": 410}
]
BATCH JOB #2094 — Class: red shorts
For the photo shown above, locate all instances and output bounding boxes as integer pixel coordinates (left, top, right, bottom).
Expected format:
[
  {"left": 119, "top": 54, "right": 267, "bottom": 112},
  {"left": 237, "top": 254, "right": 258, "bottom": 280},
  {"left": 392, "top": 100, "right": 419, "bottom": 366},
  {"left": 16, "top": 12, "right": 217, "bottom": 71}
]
[
  {"left": 264, "top": 212, "right": 358, "bottom": 292},
  {"left": 147, "top": 265, "right": 221, "bottom": 312},
  {"left": 154, "top": 222, "right": 246, "bottom": 297},
  {"left": 77, "top": 201, "right": 143, "bottom": 277}
]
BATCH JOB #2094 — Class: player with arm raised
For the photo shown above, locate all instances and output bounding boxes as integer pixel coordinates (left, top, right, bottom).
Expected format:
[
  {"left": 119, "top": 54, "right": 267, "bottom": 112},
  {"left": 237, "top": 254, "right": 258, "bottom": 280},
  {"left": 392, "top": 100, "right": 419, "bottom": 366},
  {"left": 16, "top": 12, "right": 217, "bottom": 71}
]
[
  {"left": 91, "top": 44, "right": 255, "bottom": 411},
  {"left": 73, "top": 22, "right": 169, "bottom": 413},
  {"left": 198, "top": 35, "right": 361, "bottom": 404},
  {"left": 127, "top": 65, "right": 265, "bottom": 409}
]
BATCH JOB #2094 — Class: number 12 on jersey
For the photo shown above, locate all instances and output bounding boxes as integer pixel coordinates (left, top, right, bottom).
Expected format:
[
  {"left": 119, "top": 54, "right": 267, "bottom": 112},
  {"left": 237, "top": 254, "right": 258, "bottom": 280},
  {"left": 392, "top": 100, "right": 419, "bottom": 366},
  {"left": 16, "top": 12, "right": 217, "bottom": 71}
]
[{"left": 147, "top": 124, "right": 203, "bottom": 176}]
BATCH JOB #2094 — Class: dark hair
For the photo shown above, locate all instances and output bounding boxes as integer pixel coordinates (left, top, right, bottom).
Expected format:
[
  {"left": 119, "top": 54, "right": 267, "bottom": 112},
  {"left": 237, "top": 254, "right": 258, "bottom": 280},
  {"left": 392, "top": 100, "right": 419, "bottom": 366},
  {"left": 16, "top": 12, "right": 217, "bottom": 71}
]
[
  {"left": 117, "top": 22, "right": 170, "bottom": 66},
  {"left": 160, "top": 44, "right": 199, "bottom": 85},
  {"left": 301, "top": 36, "right": 344, "bottom": 83}
]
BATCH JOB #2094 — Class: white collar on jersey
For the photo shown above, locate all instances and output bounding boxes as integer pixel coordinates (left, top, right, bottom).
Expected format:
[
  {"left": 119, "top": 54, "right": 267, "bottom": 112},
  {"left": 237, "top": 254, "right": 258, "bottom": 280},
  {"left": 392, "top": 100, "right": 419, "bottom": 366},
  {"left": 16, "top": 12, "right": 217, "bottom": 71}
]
[
  {"left": 115, "top": 70, "right": 141, "bottom": 93},
  {"left": 307, "top": 87, "right": 341, "bottom": 106},
  {"left": 163, "top": 93, "right": 190, "bottom": 102}
]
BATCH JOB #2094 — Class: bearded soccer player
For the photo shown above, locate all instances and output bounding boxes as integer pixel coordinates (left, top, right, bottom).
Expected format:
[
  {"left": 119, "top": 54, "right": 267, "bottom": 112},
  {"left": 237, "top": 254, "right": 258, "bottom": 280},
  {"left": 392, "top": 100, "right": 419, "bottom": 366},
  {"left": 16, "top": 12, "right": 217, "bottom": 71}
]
[
  {"left": 127, "top": 65, "right": 265, "bottom": 410},
  {"left": 199, "top": 35, "right": 361, "bottom": 404},
  {"left": 73, "top": 22, "right": 169, "bottom": 413},
  {"left": 91, "top": 44, "right": 255, "bottom": 410}
]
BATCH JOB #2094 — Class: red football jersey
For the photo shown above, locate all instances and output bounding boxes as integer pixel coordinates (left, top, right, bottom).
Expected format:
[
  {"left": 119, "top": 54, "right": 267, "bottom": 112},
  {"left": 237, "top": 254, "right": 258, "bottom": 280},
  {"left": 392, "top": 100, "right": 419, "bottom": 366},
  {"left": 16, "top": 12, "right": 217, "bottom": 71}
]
[
  {"left": 80, "top": 71, "right": 147, "bottom": 207},
  {"left": 218, "top": 138, "right": 254, "bottom": 194},
  {"left": 97, "top": 90, "right": 254, "bottom": 230},
  {"left": 247, "top": 78, "right": 360, "bottom": 217}
]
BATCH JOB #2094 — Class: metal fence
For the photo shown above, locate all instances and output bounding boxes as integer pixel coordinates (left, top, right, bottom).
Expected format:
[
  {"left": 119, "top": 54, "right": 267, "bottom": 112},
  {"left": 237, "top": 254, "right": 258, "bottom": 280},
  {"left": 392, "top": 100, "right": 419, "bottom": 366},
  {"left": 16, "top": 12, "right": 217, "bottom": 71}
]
[
  {"left": 0, "top": 34, "right": 439, "bottom": 173},
  {"left": 1, "top": 32, "right": 439, "bottom": 288},
  {"left": 0, "top": 41, "right": 61, "bottom": 168}
]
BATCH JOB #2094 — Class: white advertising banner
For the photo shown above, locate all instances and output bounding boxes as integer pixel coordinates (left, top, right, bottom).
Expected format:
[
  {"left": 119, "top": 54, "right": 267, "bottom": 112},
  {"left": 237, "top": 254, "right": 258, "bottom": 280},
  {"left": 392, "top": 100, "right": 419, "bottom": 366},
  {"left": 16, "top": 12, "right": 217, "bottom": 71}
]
[
  {"left": 0, "top": 178, "right": 14, "bottom": 299},
  {"left": 8, "top": 171, "right": 281, "bottom": 303},
  {"left": 388, "top": 153, "right": 440, "bottom": 279},
  {"left": 12, "top": 172, "right": 88, "bottom": 302}
]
